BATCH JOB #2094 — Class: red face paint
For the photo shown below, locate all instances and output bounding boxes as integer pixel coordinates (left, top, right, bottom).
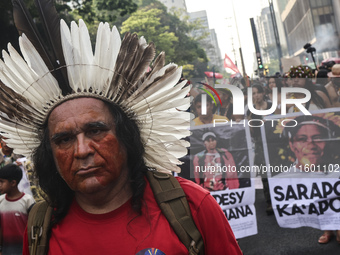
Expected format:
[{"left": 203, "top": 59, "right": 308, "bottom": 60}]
[{"left": 48, "top": 98, "right": 128, "bottom": 195}]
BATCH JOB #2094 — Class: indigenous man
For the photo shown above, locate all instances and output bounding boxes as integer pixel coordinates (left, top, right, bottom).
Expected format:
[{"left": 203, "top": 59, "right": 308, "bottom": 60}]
[{"left": 0, "top": 1, "right": 241, "bottom": 254}]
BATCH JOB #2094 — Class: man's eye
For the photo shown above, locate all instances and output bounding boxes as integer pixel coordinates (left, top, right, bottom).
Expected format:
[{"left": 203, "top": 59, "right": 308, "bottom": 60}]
[
  {"left": 55, "top": 136, "right": 73, "bottom": 145},
  {"left": 88, "top": 129, "right": 102, "bottom": 136}
]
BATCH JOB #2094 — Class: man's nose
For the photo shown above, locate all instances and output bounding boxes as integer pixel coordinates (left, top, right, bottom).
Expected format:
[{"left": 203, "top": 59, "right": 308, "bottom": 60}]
[{"left": 74, "top": 134, "right": 94, "bottom": 158}]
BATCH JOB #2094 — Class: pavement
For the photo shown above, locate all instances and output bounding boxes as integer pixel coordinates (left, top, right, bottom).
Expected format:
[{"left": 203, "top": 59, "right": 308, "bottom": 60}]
[{"left": 237, "top": 181, "right": 340, "bottom": 255}]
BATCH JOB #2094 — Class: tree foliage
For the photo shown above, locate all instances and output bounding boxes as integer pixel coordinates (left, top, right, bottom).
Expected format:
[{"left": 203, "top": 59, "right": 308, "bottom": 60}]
[
  {"left": 121, "top": 8, "right": 178, "bottom": 60},
  {"left": 0, "top": 0, "right": 137, "bottom": 51},
  {"left": 121, "top": 1, "right": 208, "bottom": 78},
  {"left": 1, "top": 0, "right": 208, "bottom": 78}
]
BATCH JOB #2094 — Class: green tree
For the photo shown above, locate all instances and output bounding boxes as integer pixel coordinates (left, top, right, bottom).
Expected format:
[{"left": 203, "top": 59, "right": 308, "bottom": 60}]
[
  {"left": 121, "top": 8, "right": 178, "bottom": 61},
  {"left": 121, "top": 1, "right": 208, "bottom": 78},
  {"left": 96, "top": 0, "right": 137, "bottom": 22},
  {"left": 2, "top": 0, "right": 208, "bottom": 79}
]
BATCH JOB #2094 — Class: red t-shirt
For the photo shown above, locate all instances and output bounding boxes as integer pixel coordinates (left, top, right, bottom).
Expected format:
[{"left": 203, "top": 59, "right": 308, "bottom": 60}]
[
  {"left": 0, "top": 193, "right": 35, "bottom": 254},
  {"left": 23, "top": 177, "right": 241, "bottom": 254}
]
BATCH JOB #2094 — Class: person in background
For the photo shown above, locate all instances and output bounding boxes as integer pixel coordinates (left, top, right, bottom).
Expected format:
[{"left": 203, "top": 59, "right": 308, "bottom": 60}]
[
  {"left": 316, "top": 65, "right": 330, "bottom": 86},
  {"left": 325, "top": 64, "right": 340, "bottom": 107},
  {"left": 266, "top": 76, "right": 283, "bottom": 115},
  {"left": 215, "top": 88, "right": 234, "bottom": 120},
  {"left": 0, "top": 164, "right": 35, "bottom": 255},
  {"left": 287, "top": 65, "right": 331, "bottom": 112},
  {"left": 283, "top": 72, "right": 293, "bottom": 87},
  {"left": 192, "top": 93, "right": 228, "bottom": 126},
  {"left": 0, "top": 136, "right": 32, "bottom": 197},
  {"left": 0, "top": 136, "right": 22, "bottom": 168}
]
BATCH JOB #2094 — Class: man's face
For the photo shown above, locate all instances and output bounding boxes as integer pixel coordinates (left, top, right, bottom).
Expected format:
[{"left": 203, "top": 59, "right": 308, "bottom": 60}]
[
  {"left": 252, "top": 87, "right": 264, "bottom": 104},
  {"left": 268, "top": 78, "right": 276, "bottom": 90},
  {"left": 0, "top": 138, "right": 13, "bottom": 155},
  {"left": 48, "top": 98, "right": 128, "bottom": 195},
  {"left": 0, "top": 178, "right": 12, "bottom": 194},
  {"left": 219, "top": 91, "right": 230, "bottom": 103},
  {"left": 204, "top": 137, "right": 217, "bottom": 152},
  {"left": 291, "top": 77, "right": 306, "bottom": 88},
  {"left": 289, "top": 124, "right": 326, "bottom": 167}
]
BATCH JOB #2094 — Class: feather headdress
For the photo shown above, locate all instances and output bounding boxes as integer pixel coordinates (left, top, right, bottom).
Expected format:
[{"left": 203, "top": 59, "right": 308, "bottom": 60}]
[{"left": 0, "top": 0, "right": 190, "bottom": 173}]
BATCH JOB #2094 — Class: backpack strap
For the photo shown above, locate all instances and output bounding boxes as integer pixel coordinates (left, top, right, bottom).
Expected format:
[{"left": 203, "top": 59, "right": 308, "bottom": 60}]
[
  {"left": 146, "top": 171, "right": 205, "bottom": 255},
  {"left": 27, "top": 201, "right": 53, "bottom": 255}
]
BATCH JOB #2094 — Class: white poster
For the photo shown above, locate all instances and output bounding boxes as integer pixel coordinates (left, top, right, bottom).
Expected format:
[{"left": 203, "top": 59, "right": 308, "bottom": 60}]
[
  {"left": 187, "top": 123, "right": 257, "bottom": 238},
  {"left": 269, "top": 178, "right": 340, "bottom": 229},
  {"left": 262, "top": 109, "right": 340, "bottom": 229}
]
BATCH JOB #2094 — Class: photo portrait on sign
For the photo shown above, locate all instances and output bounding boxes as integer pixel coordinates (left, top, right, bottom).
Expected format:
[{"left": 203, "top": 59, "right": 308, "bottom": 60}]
[
  {"left": 262, "top": 110, "right": 340, "bottom": 178},
  {"left": 185, "top": 123, "right": 256, "bottom": 239},
  {"left": 189, "top": 124, "right": 253, "bottom": 189}
]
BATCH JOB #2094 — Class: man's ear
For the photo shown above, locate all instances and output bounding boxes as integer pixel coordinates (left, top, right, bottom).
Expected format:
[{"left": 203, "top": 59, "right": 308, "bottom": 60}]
[{"left": 10, "top": 179, "right": 18, "bottom": 187}]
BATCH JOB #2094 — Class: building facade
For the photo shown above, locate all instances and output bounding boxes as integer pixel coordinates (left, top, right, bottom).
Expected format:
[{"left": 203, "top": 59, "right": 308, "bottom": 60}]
[
  {"left": 158, "top": 0, "right": 187, "bottom": 15},
  {"left": 188, "top": 10, "right": 223, "bottom": 71},
  {"left": 277, "top": 0, "right": 340, "bottom": 63},
  {"left": 256, "top": 7, "right": 277, "bottom": 63}
]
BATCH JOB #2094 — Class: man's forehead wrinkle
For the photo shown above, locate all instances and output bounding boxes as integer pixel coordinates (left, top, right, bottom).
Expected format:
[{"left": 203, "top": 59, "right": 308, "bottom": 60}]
[{"left": 52, "top": 121, "right": 109, "bottom": 136}]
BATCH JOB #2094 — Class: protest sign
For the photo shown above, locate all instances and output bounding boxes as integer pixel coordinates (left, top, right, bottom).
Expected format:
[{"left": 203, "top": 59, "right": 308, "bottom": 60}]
[
  {"left": 262, "top": 109, "right": 340, "bottom": 229},
  {"left": 187, "top": 123, "right": 257, "bottom": 238}
]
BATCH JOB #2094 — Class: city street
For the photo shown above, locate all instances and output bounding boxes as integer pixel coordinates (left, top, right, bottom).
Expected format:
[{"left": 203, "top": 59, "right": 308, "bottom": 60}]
[{"left": 238, "top": 187, "right": 340, "bottom": 255}]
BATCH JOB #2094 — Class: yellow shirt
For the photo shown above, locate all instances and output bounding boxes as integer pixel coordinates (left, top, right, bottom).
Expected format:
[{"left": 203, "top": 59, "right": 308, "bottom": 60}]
[{"left": 193, "top": 114, "right": 229, "bottom": 126}]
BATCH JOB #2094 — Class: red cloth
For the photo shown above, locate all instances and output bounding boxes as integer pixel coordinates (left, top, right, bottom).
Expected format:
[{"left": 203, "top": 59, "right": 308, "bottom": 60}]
[
  {"left": 23, "top": 177, "right": 242, "bottom": 254},
  {"left": 204, "top": 71, "right": 223, "bottom": 79},
  {"left": 0, "top": 193, "right": 35, "bottom": 254},
  {"left": 193, "top": 148, "right": 240, "bottom": 190},
  {"left": 224, "top": 53, "right": 240, "bottom": 74}
]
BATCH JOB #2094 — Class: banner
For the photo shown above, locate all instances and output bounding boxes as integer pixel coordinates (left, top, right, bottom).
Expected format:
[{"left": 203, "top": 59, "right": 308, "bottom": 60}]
[
  {"left": 224, "top": 53, "right": 240, "bottom": 74},
  {"left": 186, "top": 123, "right": 257, "bottom": 238},
  {"left": 262, "top": 109, "right": 340, "bottom": 229},
  {"left": 269, "top": 178, "right": 340, "bottom": 229}
]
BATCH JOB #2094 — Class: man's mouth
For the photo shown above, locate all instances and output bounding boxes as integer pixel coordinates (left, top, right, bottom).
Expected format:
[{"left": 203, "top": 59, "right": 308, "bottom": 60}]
[{"left": 76, "top": 166, "right": 99, "bottom": 176}]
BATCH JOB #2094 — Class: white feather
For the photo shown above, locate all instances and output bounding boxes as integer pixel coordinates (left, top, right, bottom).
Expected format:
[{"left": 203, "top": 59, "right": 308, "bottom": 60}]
[
  {"left": 70, "top": 21, "right": 82, "bottom": 91},
  {"left": 60, "top": 20, "right": 77, "bottom": 88},
  {"left": 0, "top": 19, "right": 191, "bottom": 173},
  {"left": 78, "top": 19, "right": 94, "bottom": 91},
  {"left": 19, "top": 36, "right": 61, "bottom": 100}
]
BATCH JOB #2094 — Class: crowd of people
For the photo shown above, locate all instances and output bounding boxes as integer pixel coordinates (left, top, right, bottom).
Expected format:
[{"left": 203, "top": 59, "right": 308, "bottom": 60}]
[
  {"left": 191, "top": 63, "right": 340, "bottom": 125},
  {"left": 189, "top": 62, "right": 340, "bottom": 245}
]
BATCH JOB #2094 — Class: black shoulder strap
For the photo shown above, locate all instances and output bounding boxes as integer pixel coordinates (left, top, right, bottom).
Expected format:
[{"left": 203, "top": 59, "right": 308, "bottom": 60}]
[
  {"left": 27, "top": 201, "right": 53, "bottom": 255},
  {"left": 146, "top": 171, "right": 204, "bottom": 255}
]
